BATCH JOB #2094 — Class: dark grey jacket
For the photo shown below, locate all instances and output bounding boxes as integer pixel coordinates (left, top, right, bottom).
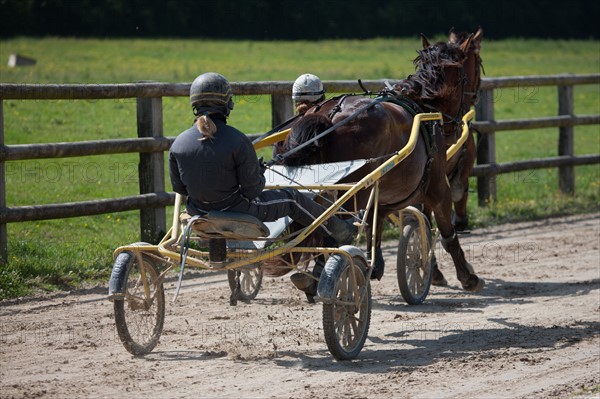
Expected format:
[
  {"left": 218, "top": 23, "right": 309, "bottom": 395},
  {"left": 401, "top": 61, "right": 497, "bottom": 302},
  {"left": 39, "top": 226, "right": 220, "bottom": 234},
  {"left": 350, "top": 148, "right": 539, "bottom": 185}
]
[{"left": 169, "top": 118, "right": 265, "bottom": 211}]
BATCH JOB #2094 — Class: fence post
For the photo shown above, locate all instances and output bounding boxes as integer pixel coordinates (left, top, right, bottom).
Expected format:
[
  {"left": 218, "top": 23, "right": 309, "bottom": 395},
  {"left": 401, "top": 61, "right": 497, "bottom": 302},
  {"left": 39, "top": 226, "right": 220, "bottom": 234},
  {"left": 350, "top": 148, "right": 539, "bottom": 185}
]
[
  {"left": 271, "top": 94, "right": 294, "bottom": 128},
  {"left": 558, "top": 85, "right": 575, "bottom": 194},
  {"left": 0, "top": 101, "right": 6, "bottom": 264},
  {"left": 136, "top": 95, "right": 166, "bottom": 243},
  {"left": 475, "top": 88, "right": 497, "bottom": 206}
]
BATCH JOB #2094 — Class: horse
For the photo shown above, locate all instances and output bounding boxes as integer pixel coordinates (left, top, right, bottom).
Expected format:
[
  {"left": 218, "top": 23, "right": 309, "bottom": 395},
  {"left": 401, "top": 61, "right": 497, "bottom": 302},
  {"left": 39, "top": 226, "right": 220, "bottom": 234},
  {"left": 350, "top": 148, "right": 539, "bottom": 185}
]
[
  {"left": 397, "top": 28, "right": 483, "bottom": 285},
  {"left": 274, "top": 31, "right": 485, "bottom": 292},
  {"left": 443, "top": 28, "right": 483, "bottom": 232},
  {"left": 398, "top": 28, "right": 482, "bottom": 226}
]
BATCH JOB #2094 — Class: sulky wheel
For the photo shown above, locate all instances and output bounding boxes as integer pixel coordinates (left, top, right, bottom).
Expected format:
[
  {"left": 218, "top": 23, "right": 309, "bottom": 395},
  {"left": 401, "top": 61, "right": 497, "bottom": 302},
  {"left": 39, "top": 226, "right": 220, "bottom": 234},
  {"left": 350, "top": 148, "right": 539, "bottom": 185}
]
[
  {"left": 227, "top": 263, "right": 263, "bottom": 302},
  {"left": 396, "top": 216, "right": 433, "bottom": 305},
  {"left": 113, "top": 251, "right": 165, "bottom": 355},
  {"left": 320, "top": 247, "right": 371, "bottom": 360}
]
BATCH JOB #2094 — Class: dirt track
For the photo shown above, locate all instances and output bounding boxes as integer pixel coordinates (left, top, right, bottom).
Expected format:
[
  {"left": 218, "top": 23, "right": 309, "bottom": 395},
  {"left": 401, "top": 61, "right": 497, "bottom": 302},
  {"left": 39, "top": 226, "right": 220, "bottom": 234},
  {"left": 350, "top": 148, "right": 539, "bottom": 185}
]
[{"left": 1, "top": 213, "right": 599, "bottom": 399}]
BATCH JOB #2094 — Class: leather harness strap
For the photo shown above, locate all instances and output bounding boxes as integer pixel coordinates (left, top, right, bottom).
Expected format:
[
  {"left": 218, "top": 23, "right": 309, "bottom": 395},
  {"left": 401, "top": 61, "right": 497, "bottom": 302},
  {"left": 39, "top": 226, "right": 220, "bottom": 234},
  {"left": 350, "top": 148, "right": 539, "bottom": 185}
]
[{"left": 385, "top": 94, "right": 439, "bottom": 158}]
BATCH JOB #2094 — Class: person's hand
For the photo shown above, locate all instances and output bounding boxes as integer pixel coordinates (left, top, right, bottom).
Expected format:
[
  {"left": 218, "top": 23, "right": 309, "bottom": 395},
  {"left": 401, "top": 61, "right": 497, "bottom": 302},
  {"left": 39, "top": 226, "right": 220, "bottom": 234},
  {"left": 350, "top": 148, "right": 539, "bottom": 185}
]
[{"left": 258, "top": 156, "right": 267, "bottom": 174}]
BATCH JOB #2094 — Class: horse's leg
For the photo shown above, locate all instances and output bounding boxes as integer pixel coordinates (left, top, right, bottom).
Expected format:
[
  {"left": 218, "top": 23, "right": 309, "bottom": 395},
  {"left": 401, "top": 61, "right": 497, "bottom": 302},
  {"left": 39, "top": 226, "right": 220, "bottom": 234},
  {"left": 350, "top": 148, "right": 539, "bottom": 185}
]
[
  {"left": 367, "top": 215, "right": 385, "bottom": 281},
  {"left": 430, "top": 255, "right": 448, "bottom": 286},
  {"left": 432, "top": 197, "right": 484, "bottom": 291},
  {"left": 452, "top": 131, "right": 476, "bottom": 232},
  {"left": 422, "top": 203, "right": 448, "bottom": 286},
  {"left": 427, "top": 175, "right": 484, "bottom": 292},
  {"left": 452, "top": 195, "right": 469, "bottom": 232}
]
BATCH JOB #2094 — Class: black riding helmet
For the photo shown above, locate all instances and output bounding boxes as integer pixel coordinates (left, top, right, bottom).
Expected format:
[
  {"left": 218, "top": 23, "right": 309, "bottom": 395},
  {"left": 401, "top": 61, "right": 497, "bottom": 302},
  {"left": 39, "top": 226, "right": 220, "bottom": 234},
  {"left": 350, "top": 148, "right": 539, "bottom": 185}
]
[{"left": 190, "top": 72, "right": 234, "bottom": 117}]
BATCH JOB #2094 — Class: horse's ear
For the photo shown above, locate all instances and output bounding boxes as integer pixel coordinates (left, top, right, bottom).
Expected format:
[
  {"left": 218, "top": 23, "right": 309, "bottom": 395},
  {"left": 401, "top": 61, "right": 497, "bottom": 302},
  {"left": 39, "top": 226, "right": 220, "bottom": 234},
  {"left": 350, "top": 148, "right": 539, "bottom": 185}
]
[
  {"left": 459, "top": 33, "right": 474, "bottom": 54},
  {"left": 472, "top": 27, "right": 483, "bottom": 52},
  {"left": 448, "top": 27, "right": 458, "bottom": 44},
  {"left": 420, "top": 33, "right": 430, "bottom": 49}
]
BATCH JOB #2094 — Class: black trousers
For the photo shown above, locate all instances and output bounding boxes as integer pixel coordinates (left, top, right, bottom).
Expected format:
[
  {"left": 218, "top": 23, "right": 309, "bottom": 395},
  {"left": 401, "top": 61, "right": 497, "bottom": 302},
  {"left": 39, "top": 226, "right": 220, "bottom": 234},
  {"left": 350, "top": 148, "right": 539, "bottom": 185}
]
[{"left": 227, "top": 188, "right": 332, "bottom": 234}]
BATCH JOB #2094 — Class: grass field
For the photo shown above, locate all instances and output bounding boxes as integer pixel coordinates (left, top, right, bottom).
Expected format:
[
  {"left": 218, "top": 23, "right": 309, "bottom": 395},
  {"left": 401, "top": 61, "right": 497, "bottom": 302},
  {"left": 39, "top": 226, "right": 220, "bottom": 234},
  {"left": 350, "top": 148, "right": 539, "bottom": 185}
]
[{"left": 0, "top": 36, "right": 599, "bottom": 299}]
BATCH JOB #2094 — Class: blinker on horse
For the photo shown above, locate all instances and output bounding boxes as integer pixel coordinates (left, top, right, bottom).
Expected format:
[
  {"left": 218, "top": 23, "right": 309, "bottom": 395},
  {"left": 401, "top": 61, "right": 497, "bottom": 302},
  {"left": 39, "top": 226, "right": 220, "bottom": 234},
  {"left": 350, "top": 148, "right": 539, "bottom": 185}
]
[{"left": 274, "top": 29, "right": 485, "bottom": 292}]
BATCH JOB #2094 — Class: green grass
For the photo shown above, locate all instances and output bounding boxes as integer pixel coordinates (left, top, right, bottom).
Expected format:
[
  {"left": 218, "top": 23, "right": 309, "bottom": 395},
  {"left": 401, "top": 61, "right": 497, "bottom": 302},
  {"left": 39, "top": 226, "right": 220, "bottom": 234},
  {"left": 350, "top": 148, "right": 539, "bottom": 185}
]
[{"left": 0, "top": 36, "right": 599, "bottom": 299}]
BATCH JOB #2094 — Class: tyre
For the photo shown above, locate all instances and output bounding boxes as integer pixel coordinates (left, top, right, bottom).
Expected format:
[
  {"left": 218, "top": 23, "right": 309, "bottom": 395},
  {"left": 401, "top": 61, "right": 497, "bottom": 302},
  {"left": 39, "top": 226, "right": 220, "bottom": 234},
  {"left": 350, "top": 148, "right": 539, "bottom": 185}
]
[
  {"left": 227, "top": 263, "right": 263, "bottom": 301},
  {"left": 397, "top": 217, "right": 433, "bottom": 305},
  {"left": 113, "top": 251, "right": 165, "bottom": 355},
  {"left": 321, "top": 249, "right": 371, "bottom": 360}
]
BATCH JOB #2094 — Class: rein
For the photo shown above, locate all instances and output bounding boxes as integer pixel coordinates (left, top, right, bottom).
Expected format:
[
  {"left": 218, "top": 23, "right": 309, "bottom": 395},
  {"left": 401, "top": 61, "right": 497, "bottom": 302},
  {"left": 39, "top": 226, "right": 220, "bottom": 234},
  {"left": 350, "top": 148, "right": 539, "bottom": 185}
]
[
  {"left": 251, "top": 113, "right": 304, "bottom": 145},
  {"left": 268, "top": 95, "right": 390, "bottom": 166},
  {"left": 252, "top": 96, "right": 344, "bottom": 145}
]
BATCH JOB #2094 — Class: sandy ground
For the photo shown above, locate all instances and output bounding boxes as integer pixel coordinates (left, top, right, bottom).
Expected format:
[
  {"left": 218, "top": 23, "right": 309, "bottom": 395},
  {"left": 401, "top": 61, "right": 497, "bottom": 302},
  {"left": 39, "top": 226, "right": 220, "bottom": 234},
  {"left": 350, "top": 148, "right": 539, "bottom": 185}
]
[{"left": 1, "top": 213, "right": 599, "bottom": 399}]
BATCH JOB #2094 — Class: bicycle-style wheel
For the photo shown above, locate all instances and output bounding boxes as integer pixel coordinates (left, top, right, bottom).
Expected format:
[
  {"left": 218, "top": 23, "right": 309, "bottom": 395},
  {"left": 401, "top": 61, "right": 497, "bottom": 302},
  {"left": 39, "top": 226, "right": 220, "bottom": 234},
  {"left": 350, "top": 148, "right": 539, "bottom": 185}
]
[
  {"left": 113, "top": 251, "right": 165, "bottom": 355},
  {"left": 397, "top": 217, "right": 433, "bottom": 305},
  {"left": 321, "top": 251, "right": 371, "bottom": 360},
  {"left": 227, "top": 263, "right": 263, "bottom": 301}
]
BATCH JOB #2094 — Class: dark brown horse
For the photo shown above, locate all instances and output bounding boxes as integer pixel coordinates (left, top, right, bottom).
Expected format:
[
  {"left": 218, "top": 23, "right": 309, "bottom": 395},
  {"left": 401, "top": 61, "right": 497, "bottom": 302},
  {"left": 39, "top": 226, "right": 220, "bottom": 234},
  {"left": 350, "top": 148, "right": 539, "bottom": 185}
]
[
  {"left": 443, "top": 28, "right": 483, "bottom": 232},
  {"left": 398, "top": 28, "right": 483, "bottom": 285},
  {"left": 399, "top": 28, "right": 482, "bottom": 229},
  {"left": 274, "top": 32, "right": 484, "bottom": 292}
]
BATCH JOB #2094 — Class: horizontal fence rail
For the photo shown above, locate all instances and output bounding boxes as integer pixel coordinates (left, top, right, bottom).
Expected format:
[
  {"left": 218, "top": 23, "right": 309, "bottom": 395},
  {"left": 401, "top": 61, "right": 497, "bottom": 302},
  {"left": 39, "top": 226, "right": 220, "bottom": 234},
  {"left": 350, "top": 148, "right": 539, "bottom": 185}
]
[
  {"left": 0, "top": 80, "right": 398, "bottom": 99},
  {"left": 0, "top": 137, "right": 174, "bottom": 161},
  {"left": 2, "top": 74, "right": 598, "bottom": 99},
  {"left": 1, "top": 74, "right": 599, "bottom": 262},
  {"left": 473, "top": 115, "right": 600, "bottom": 134},
  {"left": 471, "top": 154, "right": 600, "bottom": 177},
  {"left": 0, "top": 193, "right": 175, "bottom": 224}
]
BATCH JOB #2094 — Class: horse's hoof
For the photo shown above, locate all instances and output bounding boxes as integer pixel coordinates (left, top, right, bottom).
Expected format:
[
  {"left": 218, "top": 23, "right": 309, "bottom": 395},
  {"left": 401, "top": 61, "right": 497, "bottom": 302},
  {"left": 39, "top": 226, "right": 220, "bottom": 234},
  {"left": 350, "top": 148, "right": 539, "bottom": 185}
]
[
  {"left": 462, "top": 275, "right": 485, "bottom": 292},
  {"left": 452, "top": 213, "right": 469, "bottom": 232},
  {"left": 371, "top": 263, "right": 384, "bottom": 280},
  {"left": 432, "top": 268, "right": 448, "bottom": 286},
  {"left": 453, "top": 218, "right": 469, "bottom": 232},
  {"left": 432, "top": 276, "right": 448, "bottom": 286},
  {"left": 370, "top": 248, "right": 385, "bottom": 280}
]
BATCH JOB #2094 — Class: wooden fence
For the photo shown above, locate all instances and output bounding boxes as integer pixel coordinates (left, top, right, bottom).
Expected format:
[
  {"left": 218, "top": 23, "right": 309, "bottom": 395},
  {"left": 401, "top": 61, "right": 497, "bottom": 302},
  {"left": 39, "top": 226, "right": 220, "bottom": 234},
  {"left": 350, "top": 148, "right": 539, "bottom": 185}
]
[{"left": 1, "top": 74, "right": 599, "bottom": 262}]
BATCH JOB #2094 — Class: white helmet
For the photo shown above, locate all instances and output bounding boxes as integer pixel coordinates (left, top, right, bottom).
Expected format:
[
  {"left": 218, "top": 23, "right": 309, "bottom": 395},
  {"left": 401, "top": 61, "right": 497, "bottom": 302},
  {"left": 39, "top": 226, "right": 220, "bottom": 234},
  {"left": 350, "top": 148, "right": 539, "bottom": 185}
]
[{"left": 292, "top": 73, "right": 325, "bottom": 103}]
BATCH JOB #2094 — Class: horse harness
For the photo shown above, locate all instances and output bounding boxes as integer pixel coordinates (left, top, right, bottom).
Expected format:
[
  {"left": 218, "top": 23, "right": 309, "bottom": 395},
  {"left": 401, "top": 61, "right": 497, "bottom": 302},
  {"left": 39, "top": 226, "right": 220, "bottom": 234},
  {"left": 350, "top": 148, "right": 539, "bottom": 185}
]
[
  {"left": 319, "top": 93, "right": 440, "bottom": 156},
  {"left": 381, "top": 94, "right": 439, "bottom": 208},
  {"left": 265, "top": 92, "right": 446, "bottom": 211},
  {"left": 319, "top": 93, "right": 441, "bottom": 209},
  {"left": 421, "top": 61, "right": 478, "bottom": 141}
]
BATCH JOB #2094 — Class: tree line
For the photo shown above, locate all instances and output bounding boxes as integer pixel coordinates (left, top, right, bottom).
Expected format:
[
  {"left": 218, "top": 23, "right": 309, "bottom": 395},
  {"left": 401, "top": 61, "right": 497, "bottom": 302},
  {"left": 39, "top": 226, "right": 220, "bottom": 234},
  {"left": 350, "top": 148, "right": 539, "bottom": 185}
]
[{"left": 1, "top": 0, "right": 598, "bottom": 40}]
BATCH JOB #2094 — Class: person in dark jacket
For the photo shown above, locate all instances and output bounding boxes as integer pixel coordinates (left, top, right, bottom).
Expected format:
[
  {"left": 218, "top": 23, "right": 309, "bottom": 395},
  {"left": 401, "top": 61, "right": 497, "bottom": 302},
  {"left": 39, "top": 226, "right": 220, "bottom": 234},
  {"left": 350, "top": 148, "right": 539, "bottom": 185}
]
[{"left": 169, "top": 72, "right": 357, "bottom": 259}]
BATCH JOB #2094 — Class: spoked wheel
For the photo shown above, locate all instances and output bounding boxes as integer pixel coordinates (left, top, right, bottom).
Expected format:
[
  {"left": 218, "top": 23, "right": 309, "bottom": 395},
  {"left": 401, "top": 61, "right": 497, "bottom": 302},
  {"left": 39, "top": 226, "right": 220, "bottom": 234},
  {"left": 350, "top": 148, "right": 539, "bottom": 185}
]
[
  {"left": 113, "top": 252, "right": 165, "bottom": 355},
  {"left": 397, "top": 216, "right": 433, "bottom": 305},
  {"left": 227, "top": 263, "right": 263, "bottom": 302},
  {"left": 321, "top": 250, "right": 371, "bottom": 360}
]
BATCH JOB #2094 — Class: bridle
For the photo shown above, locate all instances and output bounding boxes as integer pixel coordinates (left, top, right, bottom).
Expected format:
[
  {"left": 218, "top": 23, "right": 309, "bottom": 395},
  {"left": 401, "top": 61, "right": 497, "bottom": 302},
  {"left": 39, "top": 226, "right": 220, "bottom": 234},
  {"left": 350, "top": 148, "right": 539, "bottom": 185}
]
[{"left": 422, "top": 54, "right": 481, "bottom": 138}]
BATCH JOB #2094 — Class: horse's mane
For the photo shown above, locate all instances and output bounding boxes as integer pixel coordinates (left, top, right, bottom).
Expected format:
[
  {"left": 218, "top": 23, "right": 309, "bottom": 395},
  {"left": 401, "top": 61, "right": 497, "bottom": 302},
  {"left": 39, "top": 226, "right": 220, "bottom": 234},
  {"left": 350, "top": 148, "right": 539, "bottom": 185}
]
[
  {"left": 397, "top": 41, "right": 466, "bottom": 101},
  {"left": 280, "top": 113, "right": 333, "bottom": 165}
]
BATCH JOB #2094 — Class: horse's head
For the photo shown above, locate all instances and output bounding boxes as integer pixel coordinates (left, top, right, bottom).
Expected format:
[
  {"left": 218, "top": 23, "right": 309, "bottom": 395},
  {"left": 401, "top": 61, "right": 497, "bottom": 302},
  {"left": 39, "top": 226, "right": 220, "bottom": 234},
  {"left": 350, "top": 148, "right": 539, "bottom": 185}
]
[
  {"left": 397, "top": 27, "right": 483, "bottom": 131},
  {"left": 448, "top": 27, "right": 484, "bottom": 110},
  {"left": 401, "top": 39, "right": 467, "bottom": 105}
]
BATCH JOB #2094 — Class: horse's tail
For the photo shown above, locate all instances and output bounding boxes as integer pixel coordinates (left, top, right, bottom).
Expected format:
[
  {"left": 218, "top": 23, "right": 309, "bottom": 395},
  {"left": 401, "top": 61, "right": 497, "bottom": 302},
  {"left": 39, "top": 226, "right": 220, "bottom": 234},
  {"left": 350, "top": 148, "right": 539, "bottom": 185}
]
[{"left": 281, "top": 113, "right": 333, "bottom": 166}]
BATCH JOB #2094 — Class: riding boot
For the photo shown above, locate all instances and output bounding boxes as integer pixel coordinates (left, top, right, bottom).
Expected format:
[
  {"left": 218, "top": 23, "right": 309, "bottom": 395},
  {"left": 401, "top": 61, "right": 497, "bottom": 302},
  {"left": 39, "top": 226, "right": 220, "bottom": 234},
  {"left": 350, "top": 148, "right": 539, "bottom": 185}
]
[
  {"left": 290, "top": 258, "right": 326, "bottom": 303},
  {"left": 324, "top": 216, "right": 358, "bottom": 246}
]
